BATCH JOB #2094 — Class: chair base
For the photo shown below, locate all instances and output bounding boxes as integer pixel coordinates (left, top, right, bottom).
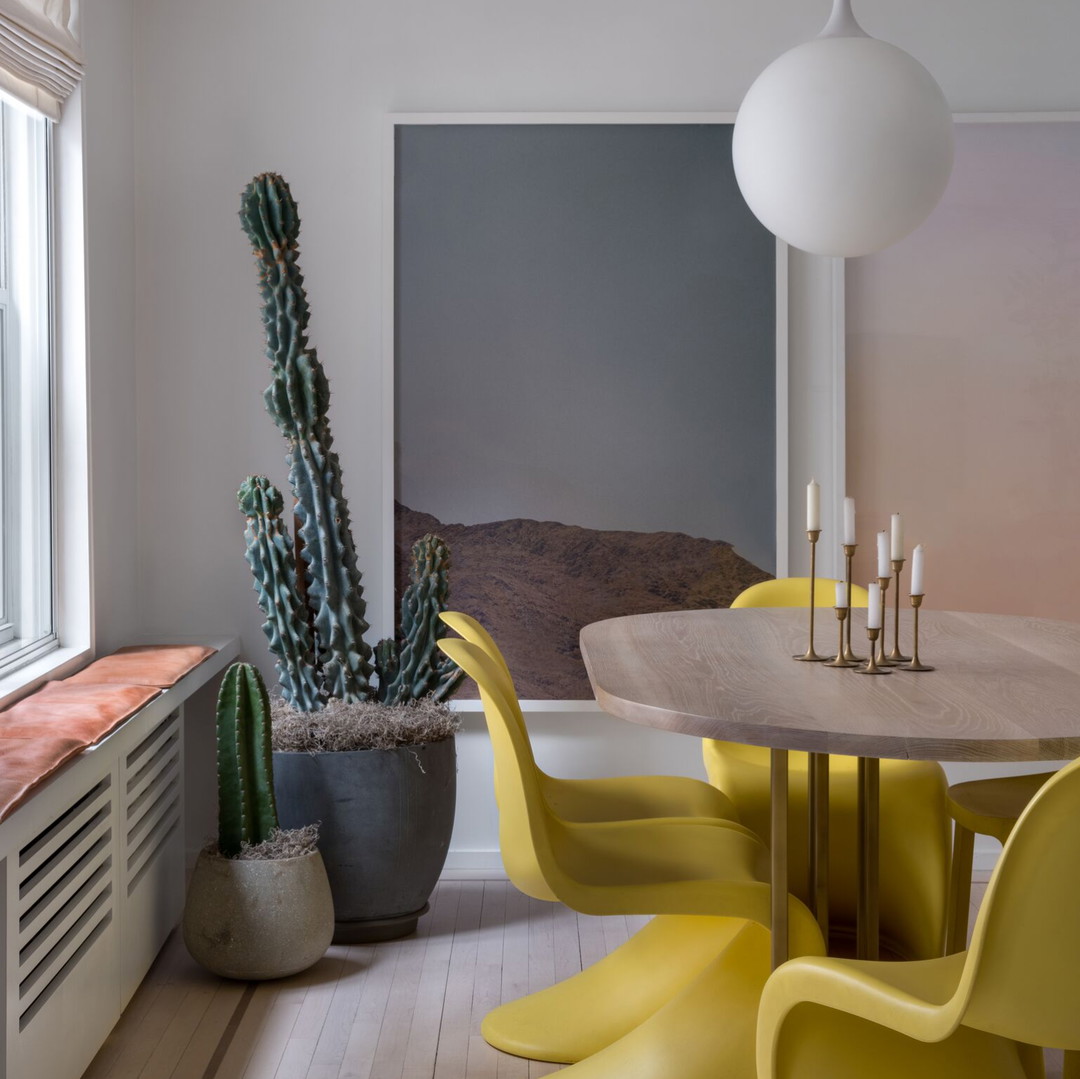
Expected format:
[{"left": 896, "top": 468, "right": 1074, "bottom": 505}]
[
  {"left": 482, "top": 915, "right": 747, "bottom": 1062},
  {"left": 547, "top": 920, "right": 773, "bottom": 1079}
]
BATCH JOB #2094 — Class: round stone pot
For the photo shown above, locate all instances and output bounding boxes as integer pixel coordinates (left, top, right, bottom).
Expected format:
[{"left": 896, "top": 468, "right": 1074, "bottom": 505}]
[
  {"left": 182, "top": 848, "right": 334, "bottom": 980},
  {"left": 273, "top": 738, "right": 456, "bottom": 943}
]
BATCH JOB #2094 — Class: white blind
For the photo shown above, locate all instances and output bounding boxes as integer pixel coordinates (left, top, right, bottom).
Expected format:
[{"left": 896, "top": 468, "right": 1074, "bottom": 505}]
[{"left": 0, "top": 1, "right": 81, "bottom": 121}]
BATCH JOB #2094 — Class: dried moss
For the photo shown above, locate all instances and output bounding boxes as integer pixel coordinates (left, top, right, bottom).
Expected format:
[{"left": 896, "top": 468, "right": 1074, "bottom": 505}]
[
  {"left": 205, "top": 824, "right": 320, "bottom": 861},
  {"left": 270, "top": 697, "right": 459, "bottom": 753}
]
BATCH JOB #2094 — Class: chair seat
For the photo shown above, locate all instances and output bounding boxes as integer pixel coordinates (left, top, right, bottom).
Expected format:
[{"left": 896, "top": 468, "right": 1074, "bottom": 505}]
[
  {"left": 541, "top": 772, "right": 739, "bottom": 823},
  {"left": 763, "top": 1000, "right": 1033, "bottom": 1079},
  {"left": 947, "top": 771, "right": 1056, "bottom": 844}
]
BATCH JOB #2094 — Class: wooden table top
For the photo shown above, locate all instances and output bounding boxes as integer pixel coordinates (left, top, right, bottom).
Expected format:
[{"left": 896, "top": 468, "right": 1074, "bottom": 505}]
[{"left": 579, "top": 608, "right": 1080, "bottom": 762}]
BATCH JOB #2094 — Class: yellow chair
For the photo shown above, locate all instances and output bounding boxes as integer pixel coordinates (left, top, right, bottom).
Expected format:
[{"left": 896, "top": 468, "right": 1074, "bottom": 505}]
[
  {"left": 757, "top": 755, "right": 1080, "bottom": 1079},
  {"left": 439, "top": 611, "right": 739, "bottom": 823},
  {"left": 438, "top": 632, "right": 826, "bottom": 1070},
  {"left": 944, "top": 769, "right": 1055, "bottom": 953},
  {"left": 703, "top": 577, "right": 951, "bottom": 959}
]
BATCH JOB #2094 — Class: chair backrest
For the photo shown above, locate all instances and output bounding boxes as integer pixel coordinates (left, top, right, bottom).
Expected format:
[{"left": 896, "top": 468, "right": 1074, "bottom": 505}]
[
  {"left": 956, "top": 756, "right": 1080, "bottom": 1049},
  {"left": 731, "top": 577, "right": 869, "bottom": 609},
  {"left": 436, "top": 635, "right": 561, "bottom": 902},
  {"left": 438, "top": 611, "right": 516, "bottom": 693},
  {"left": 438, "top": 611, "right": 537, "bottom": 773}
]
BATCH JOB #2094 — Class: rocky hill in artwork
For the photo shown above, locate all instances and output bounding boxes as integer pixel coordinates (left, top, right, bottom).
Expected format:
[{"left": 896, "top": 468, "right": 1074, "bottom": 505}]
[{"left": 395, "top": 504, "right": 771, "bottom": 700}]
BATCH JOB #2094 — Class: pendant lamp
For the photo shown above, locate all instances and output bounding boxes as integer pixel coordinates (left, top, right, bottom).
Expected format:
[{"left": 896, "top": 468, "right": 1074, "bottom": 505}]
[{"left": 732, "top": 0, "right": 954, "bottom": 258}]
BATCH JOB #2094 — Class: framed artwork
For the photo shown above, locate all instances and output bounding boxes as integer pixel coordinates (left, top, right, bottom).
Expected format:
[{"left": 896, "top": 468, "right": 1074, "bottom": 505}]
[
  {"left": 390, "top": 117, "right": 781, "bottom": 699},
  {"left": 846, "top": 115, "right": 1080, "bottom": 624}
]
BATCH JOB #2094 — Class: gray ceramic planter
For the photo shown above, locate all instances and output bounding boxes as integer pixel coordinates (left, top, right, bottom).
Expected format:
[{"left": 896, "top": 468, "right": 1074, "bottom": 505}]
[
  {"left": 273, "top": 738, "right": 456, "bottom": 943},
  {"left": 182, "top": 848, "right": 334, "bottom": 980}
]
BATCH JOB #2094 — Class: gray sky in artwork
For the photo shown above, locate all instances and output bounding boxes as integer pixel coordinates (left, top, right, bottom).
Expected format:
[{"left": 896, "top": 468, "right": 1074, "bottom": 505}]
[{"left": 395, "top": 123, "right": 776, "bottom": 573}]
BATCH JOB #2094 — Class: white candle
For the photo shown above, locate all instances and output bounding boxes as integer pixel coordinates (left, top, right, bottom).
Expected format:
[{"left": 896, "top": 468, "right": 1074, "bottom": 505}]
[
  {"left": 843, "top": 497, "right": 856, "bottom": 546},
  {"left": 911, "top": 544, "right": 925, "bottom": 595},
  {"left": 867, "top": 582, "right": 882, "bottom": 629},
  {"left": 876, "top": 530, "right": 889, "bottom": 578},
  {"left": 890, "top": 513, "right": 904, "bottom": 561},
  {"left": 806, "top": 479, "right": 821, "bottom": 532},
  {"left": 835, "top": 580, "right": 847, "bottom": 608}
]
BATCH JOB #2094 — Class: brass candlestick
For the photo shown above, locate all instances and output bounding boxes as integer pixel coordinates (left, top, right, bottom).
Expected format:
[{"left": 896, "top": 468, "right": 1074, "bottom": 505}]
[
  {"left": 841, "top": 543, "right": 862, "bottom": 662},
  {"left": 794, "top": 529, "right": 827, "bottom": 662},
  {"left": 898, "top": 594, "right": 935, "bottom": 672},
  {"left": 876, "top": 575, "right": 892, "bottom": 665},
  {"left": 855, "top": 626, "right": 891, "bottom": 675},
  {"left": 824, "top": 606, "right": 858, "bottom": 668},
  {"left": 887, "top": 558, "right": 912, "bottom": 663}
]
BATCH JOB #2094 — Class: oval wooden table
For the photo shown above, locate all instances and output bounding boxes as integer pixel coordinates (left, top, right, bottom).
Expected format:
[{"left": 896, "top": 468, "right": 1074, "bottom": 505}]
[{"left": 580, "top": 607, "right": 1080, "bottom": 967}]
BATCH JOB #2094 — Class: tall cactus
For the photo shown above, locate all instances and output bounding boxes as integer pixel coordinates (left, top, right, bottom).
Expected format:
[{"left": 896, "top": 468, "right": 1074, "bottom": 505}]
[
  {"left": 239, "top": 173, "right": 373, "bottom": 704},
  {"left": 217, "top": 663, "right": 279, "bottom": 857},
  {"left": 238, "top": 172, "right": 459, "bottom": 710},
  {"left": 376, "top": 535, "right": 466, "bottom": 705}
]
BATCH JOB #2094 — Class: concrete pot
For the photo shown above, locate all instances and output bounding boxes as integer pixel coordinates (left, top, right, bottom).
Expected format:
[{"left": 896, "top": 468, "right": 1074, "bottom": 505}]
[
  {"left": 273, "top": 738, "right": 456, "bottom": 943},
  {"left": 182, "top": 848, "right": 334, "bottom": 980}
]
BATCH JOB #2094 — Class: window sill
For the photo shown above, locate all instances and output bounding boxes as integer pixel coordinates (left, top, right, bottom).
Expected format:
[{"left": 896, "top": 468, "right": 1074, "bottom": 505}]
[{"left": 0, "top": 642, "right": 92, "bottom": 711}]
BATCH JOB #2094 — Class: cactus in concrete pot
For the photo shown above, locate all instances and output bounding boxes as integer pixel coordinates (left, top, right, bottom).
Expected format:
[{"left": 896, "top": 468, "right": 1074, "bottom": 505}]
[
  {"left": 183, "top": 660, "right": 334, "bottom": 979},
  {"left": 237, "top": 173, "right": 460, "bottom": 943}
]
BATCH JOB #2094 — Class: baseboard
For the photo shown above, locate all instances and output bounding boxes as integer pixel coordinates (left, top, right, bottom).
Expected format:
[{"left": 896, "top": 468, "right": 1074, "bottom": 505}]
[{"left": 439, "top": 850, "right": 508, "bottom": 880}]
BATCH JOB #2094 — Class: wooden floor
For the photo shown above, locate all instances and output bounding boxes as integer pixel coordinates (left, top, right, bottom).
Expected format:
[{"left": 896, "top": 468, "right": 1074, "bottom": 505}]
[{"left": 82, "top": 878, "right": 1064, "bottom": 1079}]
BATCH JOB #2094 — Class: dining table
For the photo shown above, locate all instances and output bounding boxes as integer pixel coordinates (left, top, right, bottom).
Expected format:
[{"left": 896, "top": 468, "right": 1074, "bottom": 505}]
[{"left": 579, "top": 606, "right": 1080, "bottom": 968}]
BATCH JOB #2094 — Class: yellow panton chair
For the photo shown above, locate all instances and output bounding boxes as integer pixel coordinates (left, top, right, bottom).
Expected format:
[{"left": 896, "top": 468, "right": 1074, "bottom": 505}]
[
  {"left": 756, "top": 755, "right": 1080, "bottom": 1079},
  {"left": 439, "top": 610, "right": 739, "bottom": 822},
  {"left": 703, "top": 577, "right": 951, "bottom": 959},
  {"left": 944, "top": 769, "right": 1055, "bottom": 953},
  {"left": 438, "top": 632, "right": 826, "bottom": 1071}
]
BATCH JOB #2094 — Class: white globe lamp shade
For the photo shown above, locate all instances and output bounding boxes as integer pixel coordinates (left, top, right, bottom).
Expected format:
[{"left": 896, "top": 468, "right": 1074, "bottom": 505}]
[{"left": 732, "top": 3, "right": 954, "bottom": 258}]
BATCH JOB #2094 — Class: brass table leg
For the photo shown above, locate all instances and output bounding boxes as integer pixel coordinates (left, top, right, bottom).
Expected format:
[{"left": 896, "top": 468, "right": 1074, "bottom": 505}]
[
  {"left": 807, "top": 751, "right": 830, "bottom": 944},
  {"left": 770, "top": 748, "right": 789, "bottom": 969},
  {"left": 857, "top": 757, "right": 880, "bottom": 960}
]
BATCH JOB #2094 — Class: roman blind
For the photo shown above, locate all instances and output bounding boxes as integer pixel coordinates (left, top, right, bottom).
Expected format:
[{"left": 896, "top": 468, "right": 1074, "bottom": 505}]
[{"left": 0, "top": 0, "right": 81, "bottom": 121}]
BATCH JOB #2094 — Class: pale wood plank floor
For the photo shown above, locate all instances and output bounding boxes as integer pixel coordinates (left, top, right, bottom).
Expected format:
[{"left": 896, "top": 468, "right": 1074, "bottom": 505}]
[{"left": 83, "top": 879, "right": 1063, "bottom": 1079}]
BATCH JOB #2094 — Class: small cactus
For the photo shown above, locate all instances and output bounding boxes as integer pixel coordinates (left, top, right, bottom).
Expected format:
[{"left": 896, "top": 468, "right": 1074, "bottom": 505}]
[
  {"left": 217, "top": 662, "right": 279, "bottom": 857},
  {"left": 239, "top": 477, "right": 322, "bottom": 712},
  {"left": 376, "top": 535, "right": 466, "bottom": 704}
]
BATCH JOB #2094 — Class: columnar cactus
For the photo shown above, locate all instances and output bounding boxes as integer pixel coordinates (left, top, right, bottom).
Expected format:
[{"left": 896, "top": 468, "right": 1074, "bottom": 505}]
[
  {"left": 217, "top": 663, "right": 279, "bottom": 857},
  {"left": 376, "top": 535, "right": 466, "bottom": 704},
  {"left": 239, "top": 172, "right": 374, "bottom": 705},
  {"left": 237, "top": 172, "right": 458, "bottom": 710}
]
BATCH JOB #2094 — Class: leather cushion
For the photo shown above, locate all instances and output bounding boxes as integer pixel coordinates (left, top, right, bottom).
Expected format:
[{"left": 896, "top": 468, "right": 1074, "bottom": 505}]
[
  {"left": 0, "top": 736, "right": 87, "bottom": 821},
  {"left": 0, "top": 681, "right": 160, "bottom": 745},
  {"left": 64, "top": 644, "right": 215, "bottom": 687}
]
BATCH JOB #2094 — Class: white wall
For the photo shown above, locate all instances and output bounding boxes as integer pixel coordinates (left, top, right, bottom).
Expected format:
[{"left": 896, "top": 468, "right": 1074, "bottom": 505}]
[
  {"left": 81, "top": 0, "right": 139, "bottom": 654},
  {"left": 128, "top": 0, "right": 1080, "bottom": 865}
]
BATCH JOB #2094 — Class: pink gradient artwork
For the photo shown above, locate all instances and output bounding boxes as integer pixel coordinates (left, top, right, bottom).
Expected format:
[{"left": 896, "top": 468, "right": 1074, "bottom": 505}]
[{"left": 847, "top": 121, "right": 1080, "bottom": 620}]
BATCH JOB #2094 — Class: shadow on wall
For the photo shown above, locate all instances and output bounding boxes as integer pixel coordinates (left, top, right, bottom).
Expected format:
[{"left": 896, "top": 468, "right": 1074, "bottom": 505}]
[{"left": 396, "top": 503, "right": 770, "bottom": 700}]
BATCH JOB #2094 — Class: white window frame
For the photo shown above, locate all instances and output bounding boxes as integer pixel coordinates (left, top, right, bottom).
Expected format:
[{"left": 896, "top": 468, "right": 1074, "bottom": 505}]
[
  {"left": 0, "top": 85, "right": 90, "bottom": 704},
  {"left": 0, "top": 99, "right": 54, "bottom": 673}
]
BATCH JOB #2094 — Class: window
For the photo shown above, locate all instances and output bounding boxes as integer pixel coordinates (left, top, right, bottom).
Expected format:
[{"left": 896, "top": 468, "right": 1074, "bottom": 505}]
[{"left": 0, "top": 98, "right": 53, "bottom": 676}]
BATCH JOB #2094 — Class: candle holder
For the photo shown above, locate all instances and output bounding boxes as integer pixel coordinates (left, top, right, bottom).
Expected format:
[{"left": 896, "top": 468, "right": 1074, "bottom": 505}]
[
  {"left": 898, "top": 594, "right": 935, "bottom": 672},
  {"left": 824, "top": 607, "right": 859, "bottom": 668},
  {"left": 794, "top": 530, "right": 828, "bottom": 662},
  {"left": 841, "top": 543, "right": 862, "bottom": 662},
  {"left": 855, "top": 627, "right": 891, "bottom": 675},
  {"left": 887, "top": 558, "right": 912, "bottom": 663},
  {"left": 876, "top": 575, "right": 893, "bottom": 665}
]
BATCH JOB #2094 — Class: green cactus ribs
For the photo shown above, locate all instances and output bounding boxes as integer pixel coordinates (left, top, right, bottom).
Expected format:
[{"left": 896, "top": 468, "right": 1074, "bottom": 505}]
[
  {"left": 376, "top": 534, "right": 465, "bottom": 705},
  {"left": 239, "top": 476, "right": 323, "bottom": 712},
  {"left": 217, "top": 662, "right": 279, "bottom": 857},
  {"left": 238, "top": 172, "right": 460, "bottom": 710}
]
